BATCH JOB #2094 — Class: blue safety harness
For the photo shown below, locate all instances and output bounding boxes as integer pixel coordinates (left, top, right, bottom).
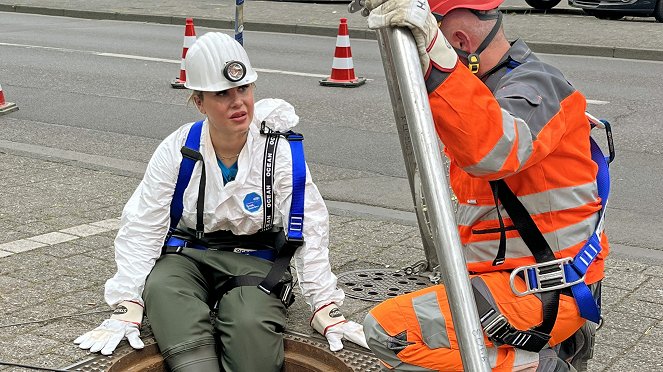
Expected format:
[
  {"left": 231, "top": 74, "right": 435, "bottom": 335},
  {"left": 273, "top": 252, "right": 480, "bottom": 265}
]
[
  {"left": 163, "top": 119, "right": 308, "bottom": 307},
  {"left": 472, "top": 59, "right": 615, "bottom": 352}
]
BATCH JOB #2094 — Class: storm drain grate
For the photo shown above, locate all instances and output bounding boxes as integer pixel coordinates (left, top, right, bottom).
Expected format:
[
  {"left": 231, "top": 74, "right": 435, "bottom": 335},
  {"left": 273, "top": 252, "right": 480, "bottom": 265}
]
[{"left": 337, "top": 268, "right": 432, "bottom": 302}]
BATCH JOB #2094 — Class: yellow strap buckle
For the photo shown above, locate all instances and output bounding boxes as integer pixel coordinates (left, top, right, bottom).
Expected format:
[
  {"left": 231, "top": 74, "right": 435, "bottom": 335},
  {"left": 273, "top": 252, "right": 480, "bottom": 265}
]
[{"left": 468, "top": 53, "right": 480, "bottom": 74}]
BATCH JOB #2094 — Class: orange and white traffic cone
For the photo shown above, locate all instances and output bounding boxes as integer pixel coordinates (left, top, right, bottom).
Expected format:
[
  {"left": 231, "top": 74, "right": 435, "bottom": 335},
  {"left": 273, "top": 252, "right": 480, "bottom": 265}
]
[
  {"left": 171, "top": 18, "right": 197, "bottom": 89},
  {"left": 0, "top": 83, "right": 18, "bottom": 116},
  {"left": 319, "top": 18, "right": 366, "bottom": 88}
]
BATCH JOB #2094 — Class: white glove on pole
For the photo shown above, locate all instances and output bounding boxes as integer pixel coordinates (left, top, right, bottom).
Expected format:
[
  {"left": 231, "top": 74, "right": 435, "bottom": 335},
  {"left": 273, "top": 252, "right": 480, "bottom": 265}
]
[
  {"left": 74, "top": 301, "right": 145, "bottom": 356},
  {"left": 311, "top": 303, "right": 369, "bottom": 352},
  {"left": 365, "top": 0, "right": 458, "bottom": 75}
]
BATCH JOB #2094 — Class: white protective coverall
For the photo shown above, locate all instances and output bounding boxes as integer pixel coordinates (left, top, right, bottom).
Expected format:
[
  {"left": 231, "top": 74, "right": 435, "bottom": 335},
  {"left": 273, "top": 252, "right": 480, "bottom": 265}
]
[{"left": 104, "top": 98, "right": 345, "bottom": 312}]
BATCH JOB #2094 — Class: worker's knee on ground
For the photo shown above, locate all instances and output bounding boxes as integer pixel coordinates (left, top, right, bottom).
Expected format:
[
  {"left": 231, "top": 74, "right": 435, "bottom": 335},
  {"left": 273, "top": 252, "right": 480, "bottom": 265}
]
[
  {"left": 161, "top": 337, "right": 220, "bottom": 372},
  {"left": 363, "top": 313, "right": 419, "bottom": 370}
]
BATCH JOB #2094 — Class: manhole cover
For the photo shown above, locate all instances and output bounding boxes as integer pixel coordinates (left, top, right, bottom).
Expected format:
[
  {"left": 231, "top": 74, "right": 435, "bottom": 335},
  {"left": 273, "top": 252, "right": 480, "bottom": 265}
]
[
  {"left": 337, "top": 269, "right": 432, "bottom": 302},
  {"left": 65, "top": 332, "right": 381, "bottom": 371}
]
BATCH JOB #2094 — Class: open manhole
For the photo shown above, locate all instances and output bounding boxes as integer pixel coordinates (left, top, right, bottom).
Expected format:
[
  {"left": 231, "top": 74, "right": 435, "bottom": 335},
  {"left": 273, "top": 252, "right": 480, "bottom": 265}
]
[
  {"left": 337, "top": 268, "right": 432, "bottom": 302},
  {"left": 66, "top": 332, "right": 381, "bottom": 371}
]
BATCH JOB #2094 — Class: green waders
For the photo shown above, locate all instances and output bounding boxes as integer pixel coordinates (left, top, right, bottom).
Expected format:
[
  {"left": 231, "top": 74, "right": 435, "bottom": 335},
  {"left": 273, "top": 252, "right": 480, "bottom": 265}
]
[{"left": 143, "top": 248, "right": 287, "bottom": 372}]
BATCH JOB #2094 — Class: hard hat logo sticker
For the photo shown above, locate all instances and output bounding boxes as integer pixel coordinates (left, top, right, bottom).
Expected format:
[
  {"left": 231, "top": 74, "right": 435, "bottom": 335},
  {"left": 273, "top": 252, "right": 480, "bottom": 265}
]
[{"left": 224, "top": 61, "right": 246, "bottom": 82}]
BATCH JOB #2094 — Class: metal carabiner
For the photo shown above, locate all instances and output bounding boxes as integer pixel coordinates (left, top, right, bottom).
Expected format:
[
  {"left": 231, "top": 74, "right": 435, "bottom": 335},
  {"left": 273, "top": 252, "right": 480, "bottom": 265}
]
[{"left": 509, "top": 257, "right": 585, "bottom": 297}]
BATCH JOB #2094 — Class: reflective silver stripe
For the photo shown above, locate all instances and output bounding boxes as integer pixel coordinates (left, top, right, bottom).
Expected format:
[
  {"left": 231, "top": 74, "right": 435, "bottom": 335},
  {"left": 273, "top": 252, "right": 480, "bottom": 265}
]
[
  {"left": 464, "top": 213, "right": 599, "bottom": 263},
  {"left": 514, "top": 118, "right": 535, "bottom": 168},
  {"left": 455, "top": 181, "right": 599, "bottom": 226},
  {"left": 412, "top": 292, "right": 451, "bottom": 349},
  {"left": 456, "top": 204, "right": 494, "bottom": 227},
  {"left": 364, "top": 314, "right": 437, "bottom": 372},
  {"left": 462, "top": 111, "right": 533, "bottom": 177},
  {"left": 514, "top": 348, "right": 540, "bottom": 367},
  {"left": 363, "top": 314, "right": 405, "bottom": 370}
]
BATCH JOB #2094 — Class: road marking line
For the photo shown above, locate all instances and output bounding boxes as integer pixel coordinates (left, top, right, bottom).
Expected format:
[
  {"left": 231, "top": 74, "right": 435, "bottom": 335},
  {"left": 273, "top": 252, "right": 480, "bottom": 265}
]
[
  {"left": 586, "top": 99, "right": 609, "bottom": 105},
  {"left": 253, "top": 67, "right": 328, "bottom": 79},
  {"left": 0, "top": 217, "right": 121, "bottom": 258},
  {"left": 97, "top": 52, "right": 178, "bottom": 64},
  {"left": 1, "top": 42, "right": 332, "bottom": 79}
]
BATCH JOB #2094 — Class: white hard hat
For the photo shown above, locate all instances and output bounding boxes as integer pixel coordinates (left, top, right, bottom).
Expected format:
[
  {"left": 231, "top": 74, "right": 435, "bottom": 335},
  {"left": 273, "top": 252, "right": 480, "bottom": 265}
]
[{"left": 184, "top": 32, "right": 258, "bottom": 92}]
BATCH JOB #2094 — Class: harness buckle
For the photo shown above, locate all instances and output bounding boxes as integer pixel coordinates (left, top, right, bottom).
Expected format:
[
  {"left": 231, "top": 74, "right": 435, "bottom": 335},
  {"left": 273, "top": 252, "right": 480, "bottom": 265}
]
[
  {"left": 500, "top": 327, "right": 551, "bottom": 352},
  {"left": 483, "top": 312, "right": 510, "bottom": 339},
  {"left": 279, "top": 282, "right": 295, "bottom": 308},
  {"left": 285, "top": 236, "right": 304, "bottom": 247},
  {"left": 482, "top": 311, "right": 550, "bottom": 352},
  {"left": 510, "top": 257, "right": 584, "bottom": 297}
]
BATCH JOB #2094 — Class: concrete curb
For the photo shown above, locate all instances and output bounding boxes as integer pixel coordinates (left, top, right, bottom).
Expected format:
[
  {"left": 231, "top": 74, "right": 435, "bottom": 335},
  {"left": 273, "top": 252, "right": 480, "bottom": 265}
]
[{"left": 1, "top": 3, "right": 662, "bottom": 61}]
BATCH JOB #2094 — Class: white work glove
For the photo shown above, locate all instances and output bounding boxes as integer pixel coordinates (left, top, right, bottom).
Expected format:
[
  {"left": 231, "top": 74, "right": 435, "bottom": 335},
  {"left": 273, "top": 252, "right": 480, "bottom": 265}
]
[
  {"left": 74, "top": 301, "right": 145, "bottom": 355},
  {"left": 310, "top": 303, "right": 370, "bottom": 352},
  {"left": 364, "top": 0, "right": 457, "bottom": 75}
]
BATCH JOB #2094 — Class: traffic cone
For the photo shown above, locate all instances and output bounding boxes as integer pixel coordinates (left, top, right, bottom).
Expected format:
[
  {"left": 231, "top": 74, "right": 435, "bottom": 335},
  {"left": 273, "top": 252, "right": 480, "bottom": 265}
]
[
  {"left": 319, "top": 18, "right": 366, "bottom": 88},
  {"left": 0, "top": 84, "right": 18, "bottom": 116},
  {"left": 171, "top": 18, "right": 197, "bottom": 89}
]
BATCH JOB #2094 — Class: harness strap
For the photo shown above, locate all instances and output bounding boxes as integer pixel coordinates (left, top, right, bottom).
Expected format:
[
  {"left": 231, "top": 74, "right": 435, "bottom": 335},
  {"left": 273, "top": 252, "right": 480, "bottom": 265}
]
[
  {"left": 162, "top": 243, "right": 277, "bottom": 262},
  {"left": 169, "top": 120, "right": 204, "bottom": 231},
  {"left": 489, "top": 180, "right": 560, "bottom": 340},
  {"left": 473, "top": 284, "right": 551, "bottom": 352},
  {"left": 216, "top": 275, "right": 295, "bottom": 308},
  {"left": 561, "top": 136, "right": 610, "bottom": 323},
  {"left": 261, "top": 134, "right": 279, "bottom": 231},
  {"left": 181, "top": 147, "right": 206, "bottom": 238},
  {"left": 258, "top": 240, "right": 301, "bottom": 295},
  {"left": 285, "top": 132, "right": 306, "bottom": 242},
  {"left": 255, "top": 129, "right": 307, "bottom": 296}
]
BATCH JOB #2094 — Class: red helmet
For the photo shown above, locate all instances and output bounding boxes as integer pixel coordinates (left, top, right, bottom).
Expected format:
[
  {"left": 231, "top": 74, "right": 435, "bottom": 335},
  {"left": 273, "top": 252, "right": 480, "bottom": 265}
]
[{"left": 428, "top": 0, "right": 504, "bottom": 16}]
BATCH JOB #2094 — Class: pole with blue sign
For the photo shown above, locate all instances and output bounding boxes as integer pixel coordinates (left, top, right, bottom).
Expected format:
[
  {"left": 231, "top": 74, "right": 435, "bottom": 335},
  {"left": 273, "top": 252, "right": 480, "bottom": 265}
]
[{"left": 235, "top": 0, "right": 244, "bottom": 45}]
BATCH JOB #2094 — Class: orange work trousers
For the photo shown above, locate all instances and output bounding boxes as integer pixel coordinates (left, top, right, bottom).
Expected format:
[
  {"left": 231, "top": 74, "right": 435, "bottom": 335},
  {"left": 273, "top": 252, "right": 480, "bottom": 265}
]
[{"left": 363, "top": 271, "right": 586, "bottom": 371}]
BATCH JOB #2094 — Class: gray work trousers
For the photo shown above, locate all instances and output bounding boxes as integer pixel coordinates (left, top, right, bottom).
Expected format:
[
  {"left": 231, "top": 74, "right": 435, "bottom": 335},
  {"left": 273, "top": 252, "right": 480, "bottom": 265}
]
[{"left": 143, "top": 249, "right": 287, "bottom": 372}]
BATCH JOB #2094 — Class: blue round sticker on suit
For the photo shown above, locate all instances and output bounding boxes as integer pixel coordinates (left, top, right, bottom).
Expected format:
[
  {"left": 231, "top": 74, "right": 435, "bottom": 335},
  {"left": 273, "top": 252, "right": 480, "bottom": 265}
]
[{"left": 243, "top": 192, "right": 262, "bottom": 213}]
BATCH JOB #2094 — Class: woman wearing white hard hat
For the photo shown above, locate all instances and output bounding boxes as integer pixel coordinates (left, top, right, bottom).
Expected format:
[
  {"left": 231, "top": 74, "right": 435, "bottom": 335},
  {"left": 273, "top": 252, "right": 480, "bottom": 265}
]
[{"left": 74, "top": 32, "right": 367, "bottom": 371}]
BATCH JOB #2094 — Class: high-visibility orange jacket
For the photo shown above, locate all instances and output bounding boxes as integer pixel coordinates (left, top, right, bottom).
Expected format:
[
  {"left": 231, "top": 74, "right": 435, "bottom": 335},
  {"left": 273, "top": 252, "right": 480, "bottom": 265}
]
[{"left": 427, "top": 39, "right": 608, "bottom": 284}]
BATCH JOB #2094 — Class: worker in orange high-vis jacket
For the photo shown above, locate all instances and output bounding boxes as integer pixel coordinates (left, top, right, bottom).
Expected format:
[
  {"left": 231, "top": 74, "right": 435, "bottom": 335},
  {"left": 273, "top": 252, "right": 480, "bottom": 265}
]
[{"left": 360, "top": 0, "right": 610, "bottom": 371}]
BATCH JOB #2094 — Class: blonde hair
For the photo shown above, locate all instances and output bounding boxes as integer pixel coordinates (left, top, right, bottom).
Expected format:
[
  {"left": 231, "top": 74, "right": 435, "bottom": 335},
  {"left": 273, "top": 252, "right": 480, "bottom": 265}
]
[{"left": 188, "top": 90, "right": 204, "bottom": 106}]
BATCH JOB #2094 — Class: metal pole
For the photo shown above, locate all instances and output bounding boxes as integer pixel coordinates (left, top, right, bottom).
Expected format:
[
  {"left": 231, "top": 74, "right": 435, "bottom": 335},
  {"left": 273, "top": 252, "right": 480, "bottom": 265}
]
[
  {"left": 375, "top": 27, "right": 491, "bottom": 371},
  {"left": 379, "top": 45, "right": 439, "bottom": 273},
  {"left": 235, "top": 0, "right": 244, "bottom": 45}
]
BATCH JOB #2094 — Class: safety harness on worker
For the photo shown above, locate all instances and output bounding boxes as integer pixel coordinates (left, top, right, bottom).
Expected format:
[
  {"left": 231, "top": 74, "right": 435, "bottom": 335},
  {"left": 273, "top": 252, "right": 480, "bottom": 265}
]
[
  {"left": 471, "top": 61, "right": 616, "bottom": 353},
  {"left": 162, "top": 119, "right": 308, "bottom": 308}
]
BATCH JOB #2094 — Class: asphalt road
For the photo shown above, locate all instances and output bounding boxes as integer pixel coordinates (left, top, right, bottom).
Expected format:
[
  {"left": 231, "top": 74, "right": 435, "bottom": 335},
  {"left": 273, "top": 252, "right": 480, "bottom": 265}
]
[{"left": 1, "top": 12, "right": 662, "bottom": 256}]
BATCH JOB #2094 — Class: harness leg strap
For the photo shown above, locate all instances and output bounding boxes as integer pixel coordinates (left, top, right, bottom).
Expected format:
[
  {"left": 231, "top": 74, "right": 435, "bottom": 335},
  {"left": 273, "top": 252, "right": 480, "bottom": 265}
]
[
  {"left": 472, "top": 281, "right": 551, "bottom": 353},
  {"left": 215, "top": 275, "right": 295, "bottom": 308}
]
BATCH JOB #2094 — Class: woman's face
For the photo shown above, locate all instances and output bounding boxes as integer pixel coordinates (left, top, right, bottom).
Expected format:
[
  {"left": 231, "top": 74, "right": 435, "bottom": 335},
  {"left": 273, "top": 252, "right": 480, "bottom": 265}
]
[{"left": 195, "top": 84, "right": 255, "bottom": 136}]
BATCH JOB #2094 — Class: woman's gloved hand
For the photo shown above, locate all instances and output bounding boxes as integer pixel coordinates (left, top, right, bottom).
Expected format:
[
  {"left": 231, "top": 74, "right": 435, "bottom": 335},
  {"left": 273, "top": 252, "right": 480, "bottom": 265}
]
[
  {"left": 310, "top": 303, "right": 369, "bottom": 352},
  {"left": 74, "top": 301, "right": 145, "bottom": 355}
]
